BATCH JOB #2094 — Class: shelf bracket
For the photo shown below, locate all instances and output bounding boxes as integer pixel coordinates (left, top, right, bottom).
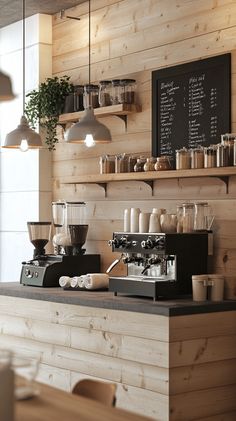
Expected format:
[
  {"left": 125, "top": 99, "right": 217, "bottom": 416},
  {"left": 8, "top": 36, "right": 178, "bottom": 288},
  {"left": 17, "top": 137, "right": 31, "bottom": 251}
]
[
  {"left": 97, "top": 183, "right": 107, "bottom": 196},
  {"left": 114, "top": 114, "right": 128, "bottom": 130},
  {"left": 217, "top": 176, "right": 229, "bottom": 193}
]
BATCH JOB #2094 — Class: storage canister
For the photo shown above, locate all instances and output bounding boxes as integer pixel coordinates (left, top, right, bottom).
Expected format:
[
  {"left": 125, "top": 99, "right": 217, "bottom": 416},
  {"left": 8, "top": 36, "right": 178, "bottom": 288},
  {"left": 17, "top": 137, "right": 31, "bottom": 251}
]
[
  {"left": 120, "top": 79, "right": 136, "bottom": 104},
  {"left": 176, "top": 148, "right": 191, "bottom": 170},
  {"left": 74, "top": 85, "right": 84, "bottom": 111},
  {"left": 182, "top": 202, "right": 195, "bottom": 233},
  {"left": 83, "top": 84, "right": 99, "bottom": 109},
  {"left": 134, "top": 157, "right": 146, "bottom": 172},
  {"left": 191, "top": 147, "right": 204, "bottom": 169},
  {"left": 115, "top": 153, "right": 128, "bottom": 173},
  {"left": 216, "top": 143, "right": 230, "bottom": 167},
  {"left": 194, "top": 202, "right": 208, "bottom": 231},
  {"left": 110, "top": 79, "right": 122, "bottom": 105},
  {"left": 221, "top": 133, "right": 236, "bottom": 166},
  {"left": 204, "top": 146, "right": 217, "bottom": 168},
  {"left": 154, "top": 156, "right": 172, "bottom": 171},
  {"left": 98, "top": 80, "right": 111, "bottom": 107},
  {"left": 144, "top": 157, "right": 156, "bottom": 171}
]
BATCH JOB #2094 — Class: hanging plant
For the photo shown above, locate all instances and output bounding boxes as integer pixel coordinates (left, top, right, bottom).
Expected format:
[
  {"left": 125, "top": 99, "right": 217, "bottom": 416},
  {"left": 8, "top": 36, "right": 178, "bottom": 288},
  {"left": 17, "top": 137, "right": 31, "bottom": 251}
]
[{"left": 25, "top": 76, "right": 74, "bottom": 151}]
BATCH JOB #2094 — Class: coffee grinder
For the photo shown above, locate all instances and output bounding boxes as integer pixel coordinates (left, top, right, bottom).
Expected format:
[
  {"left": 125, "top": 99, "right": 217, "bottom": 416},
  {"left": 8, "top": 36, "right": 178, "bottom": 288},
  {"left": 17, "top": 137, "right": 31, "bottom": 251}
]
[{"left": 20, "top": 202, "right": 100, "bottom": 287}]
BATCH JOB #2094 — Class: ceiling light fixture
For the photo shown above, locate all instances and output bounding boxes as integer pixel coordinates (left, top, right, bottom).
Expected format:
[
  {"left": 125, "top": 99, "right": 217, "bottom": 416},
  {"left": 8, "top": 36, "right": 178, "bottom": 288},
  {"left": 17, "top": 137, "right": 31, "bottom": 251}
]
[
  {"left": 0, "top": 71, "right": 15, "bottom": 101},
  {"left": 65, "top": 0, "right": 111, "bottom": 147},
  {"left": 3, "top": 0, "right": 42, "bottom": 151}
]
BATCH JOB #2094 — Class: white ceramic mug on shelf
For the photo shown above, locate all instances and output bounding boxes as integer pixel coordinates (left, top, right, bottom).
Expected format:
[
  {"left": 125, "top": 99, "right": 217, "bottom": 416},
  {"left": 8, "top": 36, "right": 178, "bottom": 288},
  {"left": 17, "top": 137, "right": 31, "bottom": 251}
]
[
  {"left": 139, "top": 212, "right": 150, "bottom": 233},
  {"left": 130, "top": 208, "right": 140, "bottom": 233}
]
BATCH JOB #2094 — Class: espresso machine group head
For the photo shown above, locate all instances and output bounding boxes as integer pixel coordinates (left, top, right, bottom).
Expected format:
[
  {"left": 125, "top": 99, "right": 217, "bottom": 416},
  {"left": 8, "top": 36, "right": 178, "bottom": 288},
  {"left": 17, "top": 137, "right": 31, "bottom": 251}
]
[{"left": 108, "top": 232, "right": 209, "bottom": 300}]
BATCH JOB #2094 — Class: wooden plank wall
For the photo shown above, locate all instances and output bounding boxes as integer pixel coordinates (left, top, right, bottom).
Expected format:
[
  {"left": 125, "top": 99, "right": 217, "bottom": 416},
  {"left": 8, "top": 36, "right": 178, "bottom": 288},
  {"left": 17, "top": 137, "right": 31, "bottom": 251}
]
[
  {"left": 52, "top": 0, "right": 236, "bottom": 298},
  {"left": 0, "top": 296, "right": 235, "bottom": 419}
]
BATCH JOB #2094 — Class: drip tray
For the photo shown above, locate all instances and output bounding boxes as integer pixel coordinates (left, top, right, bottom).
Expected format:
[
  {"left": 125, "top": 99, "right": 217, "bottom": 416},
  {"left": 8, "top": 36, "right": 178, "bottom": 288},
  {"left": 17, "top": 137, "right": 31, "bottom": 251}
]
[{"left": 109, "top": 276, "right": 178, "bottom": 301}]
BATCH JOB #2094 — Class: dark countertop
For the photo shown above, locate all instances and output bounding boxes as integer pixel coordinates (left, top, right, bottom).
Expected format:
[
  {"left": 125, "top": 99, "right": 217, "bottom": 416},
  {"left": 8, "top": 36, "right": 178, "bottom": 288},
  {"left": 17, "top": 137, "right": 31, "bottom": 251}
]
[{"left": 0, "top": 282, "right": 236, "bottom": 316}]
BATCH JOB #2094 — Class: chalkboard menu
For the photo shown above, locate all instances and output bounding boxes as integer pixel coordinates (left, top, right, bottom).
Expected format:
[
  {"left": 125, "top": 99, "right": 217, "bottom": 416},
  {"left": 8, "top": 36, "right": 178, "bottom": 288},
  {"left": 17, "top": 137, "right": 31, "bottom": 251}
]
[{"left": 152, "top": 54, "right": 231, "bottom": 161}]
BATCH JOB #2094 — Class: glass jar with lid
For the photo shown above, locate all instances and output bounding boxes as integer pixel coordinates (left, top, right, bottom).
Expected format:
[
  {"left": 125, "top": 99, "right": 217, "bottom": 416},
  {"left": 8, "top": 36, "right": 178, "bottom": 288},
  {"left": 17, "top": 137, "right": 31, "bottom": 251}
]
[
  {"left": 128, "top": 155, "right": 137, "bottom": 172},
  {"left": 191, "top": 147, "right": 204, "bottom": 169},
  {"left": 182, "top": 203, "right": 195, "bottom": 233},
  {"left": 194, "top": 202, "right": 208, "bottom": 231},
  {"left": 204, "top": 145, "right": 217, "bottom": 168},
  {"left": 216, "top": 144, "right": 230, "bottom": 167},
  {"left": 221, "top": 133, "right": 236, "bottom": 166},
  {"left": 154, "top": 156, "right": 172, "bottom": 171},
  {"left": 83, "top": 84, "right": 99, "bottom": 109},
  {"left": 120, "top": 79, "right": 136, "bottom": 104},
  {"left": 110, "top": 80, "right": 122, "bottom": 105},
  {"left": 134, "top": 157, "right": 146, "bottom": 172},
  {"left": 144, "top": 157, "right": 156, "bottom": 172},
  {"left": 98, "top": 80, "right": 112, "bottom": 107},
  {"left": 115, "top": 153, "right": 128, "bottom": 173},
  {"left": 100, "top": 155, "right": 115, "bottom": 174},
  {"left": 74, "top": 85, "right": 84, "bottom": 112},
  {"left": 176, "top": 148, "right": 191, "bottom": 170}
]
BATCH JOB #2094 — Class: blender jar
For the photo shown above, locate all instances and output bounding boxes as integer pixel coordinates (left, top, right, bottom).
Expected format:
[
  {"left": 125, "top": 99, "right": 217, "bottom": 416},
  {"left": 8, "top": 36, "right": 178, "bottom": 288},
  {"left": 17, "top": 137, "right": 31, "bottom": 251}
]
[
  {"left": 52, "top": 201, "right": 66, "bottom": 254},
  {"left": 66, "top": 202, "right": 88, "bottom": 255}
]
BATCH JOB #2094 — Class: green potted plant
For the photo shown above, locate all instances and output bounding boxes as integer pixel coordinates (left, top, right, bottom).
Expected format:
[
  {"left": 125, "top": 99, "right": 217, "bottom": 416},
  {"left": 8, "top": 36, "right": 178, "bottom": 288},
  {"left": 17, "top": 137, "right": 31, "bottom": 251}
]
[{"left": 25, "top": 75, "right": 74, "bottom": 151}]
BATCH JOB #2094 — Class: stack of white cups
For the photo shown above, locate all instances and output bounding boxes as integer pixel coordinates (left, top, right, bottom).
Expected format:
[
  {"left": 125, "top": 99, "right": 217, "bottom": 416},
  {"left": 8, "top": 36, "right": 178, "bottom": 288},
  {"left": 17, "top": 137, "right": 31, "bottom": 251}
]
[{"left": 124, "top": 208, "right": 166, "bottom": 233}]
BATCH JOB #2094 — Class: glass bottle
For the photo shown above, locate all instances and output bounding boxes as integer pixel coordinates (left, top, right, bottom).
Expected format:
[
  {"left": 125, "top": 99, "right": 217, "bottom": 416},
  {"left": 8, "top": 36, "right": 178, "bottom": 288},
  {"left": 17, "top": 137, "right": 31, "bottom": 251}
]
[
  {"left": 98, "top": 80, "right": 112, "bottom": 107},
  {"left": 182, "top": 203, "right": 195, "bottom": 233},
  {"left": 221, "top": 133, "right": 236, "bottom": 166},
  {"left": 83, "top": 84, "right": 99, "bottom": 109},
  {"left": 115, "top": 153, "right": 128, "bottom": 173}
]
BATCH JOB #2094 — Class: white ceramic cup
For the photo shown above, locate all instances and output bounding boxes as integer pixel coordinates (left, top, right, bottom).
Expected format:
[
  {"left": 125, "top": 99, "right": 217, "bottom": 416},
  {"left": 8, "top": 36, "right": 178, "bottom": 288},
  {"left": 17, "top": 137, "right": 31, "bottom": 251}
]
[
  {"left": 192, "top": 274, "right": 208, "bottom": 301},
  {"left": 149, "top": 213, "right": 161, "bottom": 232},
  {"left": 124, "top": 208, "right": 131, "bottom": 232},
  {"left": 160, "top": 214, "right": 177, "bottom": 233},
  {"left": 208, "top": 274, "right": 224, "bottom": 301},
  {"left": 130, "top": 208, "right": 140, "bottom": 232},
  {"left": 139, "top": 212, "right": 150, "bottom": 233}
]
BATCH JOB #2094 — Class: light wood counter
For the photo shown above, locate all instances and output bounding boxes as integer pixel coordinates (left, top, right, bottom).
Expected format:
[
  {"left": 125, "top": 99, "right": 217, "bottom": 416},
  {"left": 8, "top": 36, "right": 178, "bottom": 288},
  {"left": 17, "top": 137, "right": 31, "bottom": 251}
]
[{"left": 0, "top": 283, "right": 236, "bottom": 420}]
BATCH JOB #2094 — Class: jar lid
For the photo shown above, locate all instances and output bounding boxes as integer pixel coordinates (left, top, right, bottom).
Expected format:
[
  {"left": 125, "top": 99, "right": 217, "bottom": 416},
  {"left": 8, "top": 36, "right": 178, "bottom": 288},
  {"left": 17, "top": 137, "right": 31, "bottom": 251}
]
[
  {"left": 120, "top": 78, "right": 136, "bottom": 84},
  {"left": 156, "top": 155, "right": 171, "bottom": 161},
  {"left": 192, "top": 274, "right": 208, "bottom": 280},
  {"left": 111, "top": 79, "right": 122, "bottom": 85},
  {"left": 84, "top": 84, "right": 99, "bottom": 89},
  {"left": 195, "top": 201, "right": 208, "bottom": 205},
  {"left": 176, "top": 147, "right": 189, "bottom": 153},
  {"left": 182, "top": 202, "right": 195, "bottom": 208},
  {"left": 208, "top": 274, "right": 224, "bottom": 279},
  {"left": 99, "top": 80, "right": 112, "bottom": 85}
]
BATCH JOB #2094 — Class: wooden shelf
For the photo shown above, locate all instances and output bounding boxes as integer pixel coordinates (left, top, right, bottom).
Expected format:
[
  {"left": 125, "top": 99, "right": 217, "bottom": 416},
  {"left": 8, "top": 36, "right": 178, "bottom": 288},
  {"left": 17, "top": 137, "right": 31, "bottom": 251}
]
[
  {"left": 58, "top": 103, "right": 142, "bottom": 124},
  {"left": 61, "top": 166, "right": 236, "bottom": 185}
]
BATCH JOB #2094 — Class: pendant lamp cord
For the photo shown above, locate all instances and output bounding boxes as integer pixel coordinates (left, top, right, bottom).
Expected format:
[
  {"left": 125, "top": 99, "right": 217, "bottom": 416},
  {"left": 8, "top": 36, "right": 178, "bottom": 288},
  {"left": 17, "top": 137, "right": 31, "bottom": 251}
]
[
  {"left": 88, "top": 0, "right": 91, "bottom": 86},
  {"left": 22, "top": 0, "right": 26, "bottom": 114}
]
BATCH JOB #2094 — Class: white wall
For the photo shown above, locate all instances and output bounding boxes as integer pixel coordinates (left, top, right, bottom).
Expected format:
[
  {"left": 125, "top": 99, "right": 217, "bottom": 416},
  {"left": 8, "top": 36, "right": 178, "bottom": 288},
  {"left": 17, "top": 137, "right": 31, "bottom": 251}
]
[{"left": 0, "top": 14, "right": 52, "bottom": 282}]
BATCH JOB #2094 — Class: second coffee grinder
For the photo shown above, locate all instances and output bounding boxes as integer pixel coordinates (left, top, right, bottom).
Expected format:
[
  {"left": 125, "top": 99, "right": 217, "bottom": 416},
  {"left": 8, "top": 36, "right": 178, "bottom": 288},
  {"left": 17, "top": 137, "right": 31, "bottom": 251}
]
[{"left": 20, "top": 202, "right": 100, "bottom": 287}]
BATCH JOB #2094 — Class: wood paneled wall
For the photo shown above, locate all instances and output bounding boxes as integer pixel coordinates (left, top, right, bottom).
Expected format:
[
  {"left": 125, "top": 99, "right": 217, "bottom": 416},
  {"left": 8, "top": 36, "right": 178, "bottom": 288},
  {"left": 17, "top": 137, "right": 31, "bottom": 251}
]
[{"left": 52, "top": 0, "right": 236, "bottom": 298}]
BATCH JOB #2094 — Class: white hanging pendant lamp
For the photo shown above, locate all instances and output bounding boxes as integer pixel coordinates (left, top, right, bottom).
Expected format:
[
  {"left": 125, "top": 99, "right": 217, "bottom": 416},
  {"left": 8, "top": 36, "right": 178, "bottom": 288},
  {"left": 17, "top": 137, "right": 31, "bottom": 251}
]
[
  {"left": 3, "top": 0, "right": 42, "bottom": 151},
  {"left": 65, "top": 0, "right": 111, "bottom": 147},
  {"left": 0, "top": 71, "right": 15, "bottom": 101}
]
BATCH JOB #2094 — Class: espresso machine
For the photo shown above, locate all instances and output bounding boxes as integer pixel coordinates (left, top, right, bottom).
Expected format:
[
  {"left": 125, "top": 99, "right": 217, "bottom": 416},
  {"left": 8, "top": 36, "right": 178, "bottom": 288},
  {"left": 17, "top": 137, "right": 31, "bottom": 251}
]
[
  {"left": 20, "top": 202, "right": 100, "bottom": 287},
  {"left": 108, "top": 232, "right": 210, "bottom": 300}
]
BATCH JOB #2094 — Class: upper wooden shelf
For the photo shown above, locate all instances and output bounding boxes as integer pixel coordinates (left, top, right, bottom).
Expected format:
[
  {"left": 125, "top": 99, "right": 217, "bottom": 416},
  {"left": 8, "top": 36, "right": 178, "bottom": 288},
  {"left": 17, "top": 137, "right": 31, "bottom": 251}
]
[
  {"left": 61, "top": 166, "right": 236, "bottom": 185},
  {"left": 58, "top": 104, "right": 142, "bottom": 124}
]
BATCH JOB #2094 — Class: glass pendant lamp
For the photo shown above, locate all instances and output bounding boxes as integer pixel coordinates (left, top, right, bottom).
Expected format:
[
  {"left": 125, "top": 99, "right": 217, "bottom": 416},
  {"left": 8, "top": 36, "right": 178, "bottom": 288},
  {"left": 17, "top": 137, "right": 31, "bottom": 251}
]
[
  {"left": 65, "top": 0, "right": 111, "bottom": 147},
  {"left": 3, "top": 0, "right": 42, "bottom": 151}
]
